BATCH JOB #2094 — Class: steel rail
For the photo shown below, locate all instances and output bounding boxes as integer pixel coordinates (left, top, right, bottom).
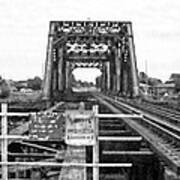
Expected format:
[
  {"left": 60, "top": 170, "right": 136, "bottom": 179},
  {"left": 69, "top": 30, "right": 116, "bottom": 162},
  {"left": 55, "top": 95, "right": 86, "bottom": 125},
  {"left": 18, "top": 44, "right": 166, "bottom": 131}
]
[
  {"left": 104, "top": 95, "right": 180, "bottom": 141},
  {"left": 94, "top": 93, "right": 180, "bottom": 174},
  {"left": 113, "top": 95, "right": 180, "bottom": 125}
]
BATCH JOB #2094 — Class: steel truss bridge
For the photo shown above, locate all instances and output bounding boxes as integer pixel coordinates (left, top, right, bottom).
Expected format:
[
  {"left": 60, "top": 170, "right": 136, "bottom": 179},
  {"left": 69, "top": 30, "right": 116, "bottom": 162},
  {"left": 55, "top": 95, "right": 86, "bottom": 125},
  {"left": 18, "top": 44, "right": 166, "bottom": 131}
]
[
  {"left": 0, "top": 21, "right": 180, "bottom": 180},
  {"left": 43, "top": 21, "right": 139, "bottom": 100}
]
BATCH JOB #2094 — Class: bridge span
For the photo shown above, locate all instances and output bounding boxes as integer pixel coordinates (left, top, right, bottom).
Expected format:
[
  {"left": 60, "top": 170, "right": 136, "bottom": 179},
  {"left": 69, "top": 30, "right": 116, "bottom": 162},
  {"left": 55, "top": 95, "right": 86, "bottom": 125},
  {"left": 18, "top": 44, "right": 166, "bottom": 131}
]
[
  {"left": 0, "top": 21, "right": 180, "bottom": 180},
  {"left": 43, "top": 21, "right": 139, "bottom": 100}
]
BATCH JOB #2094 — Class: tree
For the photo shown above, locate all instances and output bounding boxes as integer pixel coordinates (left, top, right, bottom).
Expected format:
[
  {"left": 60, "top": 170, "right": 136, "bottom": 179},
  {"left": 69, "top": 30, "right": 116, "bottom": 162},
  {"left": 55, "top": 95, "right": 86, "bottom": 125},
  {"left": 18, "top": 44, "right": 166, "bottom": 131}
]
[
  {"left": 174, "top": 79, "right": 180, "bottom": 92},
  {"left": 148, "top": 78, "right": 162, "bottom": 86},
  {"left": 169, "top": 74, "right": 180, "bottom": 92},
  {"left": 27, "top": 76, "right": 42, "bottom": 90},
  {"left": 139, "top": 72, "right": 148, "bottom": 84},
  {"left": 139, "top": 72, "right": 162, "bottom": 86},
  {"left": 0, "top": 79, "right": 10, "bottom": 98}
]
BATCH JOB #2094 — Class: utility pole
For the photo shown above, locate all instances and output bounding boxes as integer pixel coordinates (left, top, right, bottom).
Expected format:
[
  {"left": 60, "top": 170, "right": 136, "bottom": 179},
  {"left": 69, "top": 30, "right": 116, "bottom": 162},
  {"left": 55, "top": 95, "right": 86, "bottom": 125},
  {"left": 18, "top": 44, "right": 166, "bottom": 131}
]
[
  {"left": 145, "top": 60, "right": 148, "bottom": 78},
  {"left": 145, "top": 60, "right": 148, "bottom": 95}
]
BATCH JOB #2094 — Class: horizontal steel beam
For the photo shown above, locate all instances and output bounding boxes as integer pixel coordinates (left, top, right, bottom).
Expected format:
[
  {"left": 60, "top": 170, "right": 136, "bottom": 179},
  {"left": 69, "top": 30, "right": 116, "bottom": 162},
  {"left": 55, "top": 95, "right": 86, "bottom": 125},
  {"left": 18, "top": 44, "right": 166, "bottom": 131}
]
[
  {"left": 0, "top": 135, "right": 28, "bottom": 140},
  {"left": 103, "top": 150, "right": 153, "bottom": 156},
  {"left": 51, "top": 20, "right": 132, "bottom": 25},
  {"left": 66, "top": 57, "right": 108, "bottom": 61},
  {"left": 8, "top": 153, "right": 85, "bottom": 160},
  {"left": 98, "top": 136, "right": 142, "bottom": 141},
  {"left": 0, "top": 112, "right": 35, "bottom": 117},
  {"left": 0, "top": 158, "right": 55, "bottom": 173},
  {"left": 97, "top": 114, "right": 142, "bottom": 118},
  {"left": 0, "top": 162, "right": 132, "bottom": 167},
  {"left": 0, "top": 179, "right": 30, "bottom": 180}
]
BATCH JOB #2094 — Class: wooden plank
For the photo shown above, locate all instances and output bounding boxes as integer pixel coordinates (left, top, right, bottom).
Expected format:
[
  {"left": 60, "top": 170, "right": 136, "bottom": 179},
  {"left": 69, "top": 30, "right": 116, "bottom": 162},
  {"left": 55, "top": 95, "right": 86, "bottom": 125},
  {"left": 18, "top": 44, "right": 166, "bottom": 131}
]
[
  {"left": 99, "top": 130, "right": 131, "bottom": 136},
  {"left": 18, "top": 141, "right": 60, "bottom": 153},
  {"left": 100, "top": 124, "right": 124, "bottom": 128},
  {"left": 8, "top": 152, "right": 56, "bottom": 158},
  {"left": 44, "top": 102, "right": 64, "bottom": 113}
]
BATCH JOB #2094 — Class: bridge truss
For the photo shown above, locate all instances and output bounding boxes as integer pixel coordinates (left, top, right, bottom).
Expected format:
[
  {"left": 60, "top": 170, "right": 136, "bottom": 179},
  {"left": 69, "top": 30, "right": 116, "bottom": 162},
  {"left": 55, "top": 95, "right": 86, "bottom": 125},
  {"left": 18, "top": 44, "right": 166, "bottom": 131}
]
[{"left": 43, "top": 21, "right": 139, "bottom": 100}]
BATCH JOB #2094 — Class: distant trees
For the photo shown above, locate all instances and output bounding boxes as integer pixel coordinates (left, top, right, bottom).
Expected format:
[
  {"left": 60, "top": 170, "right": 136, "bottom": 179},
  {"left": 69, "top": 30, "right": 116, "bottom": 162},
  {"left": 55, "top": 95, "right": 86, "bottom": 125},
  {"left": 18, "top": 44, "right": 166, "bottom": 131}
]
[
  {"left": 0, "top": 77, "right": 10, "bottom": 98},
  {"left": 27, "top": 76, "right": 42, "bottom": 90},
  {"left": 169, "top": 74, "right": 180, "bottom": 92},
  {"left": 71, "top": 74, "right": 95, "bottom": 88},
  {"left": 175, "top": 81, "right": 180, "bottom": 92},
  {"left": 0, "top": 76, "right": 42, "bottom": 97},
  {"left": 139, "top": 72, "right": 162, "bottom": 86},
  {"left": 148, "top": 78, "right": 162, "bottom": 86},
  {"left": 139, "top": 72, "right": 148, "bottom": 84}
]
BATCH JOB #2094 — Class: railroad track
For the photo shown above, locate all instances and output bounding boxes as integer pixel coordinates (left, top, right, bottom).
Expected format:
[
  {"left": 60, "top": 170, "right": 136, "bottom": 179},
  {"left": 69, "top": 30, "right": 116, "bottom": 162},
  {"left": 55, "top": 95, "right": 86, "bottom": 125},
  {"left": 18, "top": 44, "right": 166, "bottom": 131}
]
[
  {"left": 108, "top": 94, "right": 180, "bottom": 132},
  {"left": 93, "top": 93, "right": 180, "bottom": 175},
  {"left": 4, "top": 92, "right": 180, "bottom": 178}
]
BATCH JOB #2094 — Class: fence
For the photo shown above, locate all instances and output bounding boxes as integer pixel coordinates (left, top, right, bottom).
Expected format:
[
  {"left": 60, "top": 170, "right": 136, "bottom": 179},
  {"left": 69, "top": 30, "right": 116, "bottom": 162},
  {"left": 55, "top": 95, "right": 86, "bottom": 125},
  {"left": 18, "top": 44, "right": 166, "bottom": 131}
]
[{"left": 0, "top": 103, "right": 142, "bottom": 180}]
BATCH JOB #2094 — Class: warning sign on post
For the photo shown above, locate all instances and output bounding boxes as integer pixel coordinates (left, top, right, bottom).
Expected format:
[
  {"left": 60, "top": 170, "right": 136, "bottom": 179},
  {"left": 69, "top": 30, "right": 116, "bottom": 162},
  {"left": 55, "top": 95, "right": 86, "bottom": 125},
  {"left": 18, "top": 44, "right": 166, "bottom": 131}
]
[{"left": 65, "top": 110, "right": 95, "bottom": 146}]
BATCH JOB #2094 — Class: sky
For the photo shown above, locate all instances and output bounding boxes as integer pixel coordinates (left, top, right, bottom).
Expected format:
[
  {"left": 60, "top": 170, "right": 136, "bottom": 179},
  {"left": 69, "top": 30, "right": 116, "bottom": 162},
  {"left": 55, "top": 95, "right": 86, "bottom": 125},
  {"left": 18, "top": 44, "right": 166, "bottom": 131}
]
[{"left": 0, "top": 0, "right": 180, "bottom": 82}]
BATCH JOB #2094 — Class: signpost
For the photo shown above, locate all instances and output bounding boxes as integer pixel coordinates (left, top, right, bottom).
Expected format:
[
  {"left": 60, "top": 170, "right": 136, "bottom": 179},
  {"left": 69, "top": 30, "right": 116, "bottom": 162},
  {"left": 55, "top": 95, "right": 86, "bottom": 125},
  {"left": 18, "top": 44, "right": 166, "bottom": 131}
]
[{"left": 65, "top": 110, "right": 95, "bottom": 146}]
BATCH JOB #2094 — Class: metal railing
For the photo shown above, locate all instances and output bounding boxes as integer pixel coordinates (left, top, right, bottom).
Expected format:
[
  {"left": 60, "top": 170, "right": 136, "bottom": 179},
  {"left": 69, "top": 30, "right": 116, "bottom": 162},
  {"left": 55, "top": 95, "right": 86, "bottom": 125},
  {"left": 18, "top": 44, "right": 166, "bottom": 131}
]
[{"left": 0, "top": 103, "right": 142, "bottom": 180}]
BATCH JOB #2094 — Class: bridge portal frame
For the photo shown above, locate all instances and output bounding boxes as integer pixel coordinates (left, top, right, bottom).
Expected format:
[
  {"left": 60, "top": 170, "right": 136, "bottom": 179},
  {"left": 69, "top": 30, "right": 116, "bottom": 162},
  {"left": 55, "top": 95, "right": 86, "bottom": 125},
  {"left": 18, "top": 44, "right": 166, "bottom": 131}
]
[{"left": 43, "top": 21, "right": 139, "bottom": 100}]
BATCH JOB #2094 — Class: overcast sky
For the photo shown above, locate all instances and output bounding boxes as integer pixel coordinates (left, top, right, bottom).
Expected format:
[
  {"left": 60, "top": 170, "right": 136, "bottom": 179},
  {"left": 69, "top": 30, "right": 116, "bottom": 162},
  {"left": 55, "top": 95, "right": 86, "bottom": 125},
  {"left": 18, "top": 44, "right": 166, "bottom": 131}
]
[{"left": 0, "top": 0, "right": 180, "bottom": 82}]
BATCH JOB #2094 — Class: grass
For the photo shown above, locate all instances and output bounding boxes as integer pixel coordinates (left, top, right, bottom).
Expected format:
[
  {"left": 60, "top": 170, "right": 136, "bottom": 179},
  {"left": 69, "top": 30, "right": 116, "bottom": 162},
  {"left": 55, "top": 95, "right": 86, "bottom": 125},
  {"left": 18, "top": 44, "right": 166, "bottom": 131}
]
[{"left": 0, "top": 91, "right": 46, "bottom": 111}]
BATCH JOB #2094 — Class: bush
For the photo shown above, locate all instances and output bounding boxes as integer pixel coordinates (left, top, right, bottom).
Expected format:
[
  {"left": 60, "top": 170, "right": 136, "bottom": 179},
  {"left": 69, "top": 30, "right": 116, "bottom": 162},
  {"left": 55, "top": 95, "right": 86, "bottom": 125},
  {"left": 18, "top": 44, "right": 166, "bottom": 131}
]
[
  {"left": 0, "top": 80, "right": 10, "bottom": 98},
  {"left": 27, "top": 76, "right": 42, "bottom": 90}
]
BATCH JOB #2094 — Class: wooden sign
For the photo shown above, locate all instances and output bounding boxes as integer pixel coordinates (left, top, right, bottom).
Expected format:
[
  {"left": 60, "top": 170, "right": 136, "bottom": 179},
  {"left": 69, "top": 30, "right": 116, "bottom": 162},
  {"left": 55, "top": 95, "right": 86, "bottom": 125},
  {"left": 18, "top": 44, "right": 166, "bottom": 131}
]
[
  {"left": 29, "top": 112, "right": 65, "bottom": 141},
  {"left": 65, "top": 110, "right": 95, "bottom": 146}
]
